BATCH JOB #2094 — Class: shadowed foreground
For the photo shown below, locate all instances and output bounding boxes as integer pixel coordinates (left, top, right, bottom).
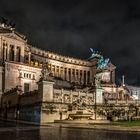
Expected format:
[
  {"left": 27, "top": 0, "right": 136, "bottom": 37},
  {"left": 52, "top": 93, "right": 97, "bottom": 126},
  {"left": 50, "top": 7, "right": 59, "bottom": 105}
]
[{"left": 0, "top": 121, "right": 140, "bottom": 140}]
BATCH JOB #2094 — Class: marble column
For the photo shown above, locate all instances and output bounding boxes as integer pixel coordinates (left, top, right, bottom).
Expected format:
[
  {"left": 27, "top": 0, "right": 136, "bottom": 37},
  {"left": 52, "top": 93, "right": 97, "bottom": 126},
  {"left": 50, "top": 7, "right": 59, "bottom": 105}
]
[
  {"left": 62, "top": 67, "right": 65, "bottom": 80},
  {"left": 78, "top": 70, "right": 80, "bottom": 84},
  {"left": 56, "top": 66, "right": 58, "bottom": 77},
  {"left": 28, "top": 52, "right": 31, "bottom": 64},
  {"left": 82, "top": 71, "right": 84, "bottom": 84},
  {"left": 85, "top": 71, "right": 88, "bottom": 85},
  {"left": 55, "top": 65, "right": 58, "bottom": 77},
  {"left": 72, "top": 69, "right": 75, "bottom": 82},
  {"left": 58, "top": 66, "right": 60, "bottom": 77},
  {"left": 4, "top": 46, "right": 7, "bottom": 61},
  {"left": 70, "top": 69, "right": 73, "bottom": 82},
  {"left": 64, "top": 68, "right": 66, "bottom": 80},
  {"left": 73, "top": 69, "right": 76, "bottom": 82},
  {"left": 60, "top": 67, "right": 64, "bottom": 79},
  {"left": 66, "top": 68, "right": 69, "bottom": 81},
  {"left": 7, "top": 44, "right": 9, "bottom": 61},
  {"left": 52, "top": 65, "right": 55, "bottom": 76},
  {"left": 14, "top": 46, "right": 17, "bottom": 61}
]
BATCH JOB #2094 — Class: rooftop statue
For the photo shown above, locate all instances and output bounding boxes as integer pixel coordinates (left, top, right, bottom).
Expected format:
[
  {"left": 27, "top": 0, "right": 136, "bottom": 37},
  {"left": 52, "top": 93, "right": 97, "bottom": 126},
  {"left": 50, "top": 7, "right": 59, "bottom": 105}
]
[
  {"left": 0, "top": 17, "right": 15, "bottom": 30},
  {"left": 97, "top": 56, "right": 109, "bottom": 70},
  {"left": 88, "top": 48, "right": 102, "bottom": 60},
  {"left": 88, "top": 48, "right": 109, "bottom": 70}
]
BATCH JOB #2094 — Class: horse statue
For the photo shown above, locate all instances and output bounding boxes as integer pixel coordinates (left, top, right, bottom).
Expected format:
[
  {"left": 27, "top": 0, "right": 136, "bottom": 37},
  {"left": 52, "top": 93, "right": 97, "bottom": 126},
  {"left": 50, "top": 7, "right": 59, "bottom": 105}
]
[{"left": 97, "top": 56, "right": 109, "bottom": 69}]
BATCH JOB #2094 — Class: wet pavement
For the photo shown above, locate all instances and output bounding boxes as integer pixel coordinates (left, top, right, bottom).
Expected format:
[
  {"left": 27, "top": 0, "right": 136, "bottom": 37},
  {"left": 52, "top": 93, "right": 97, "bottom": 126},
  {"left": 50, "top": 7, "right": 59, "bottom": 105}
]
[{"left": 0, "top": 120, "right": 140, "bottom": 140}]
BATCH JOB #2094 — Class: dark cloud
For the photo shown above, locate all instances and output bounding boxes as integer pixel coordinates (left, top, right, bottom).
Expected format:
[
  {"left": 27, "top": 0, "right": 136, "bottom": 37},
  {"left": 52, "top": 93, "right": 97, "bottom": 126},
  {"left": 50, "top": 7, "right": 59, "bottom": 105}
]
[{"left": 1, "top": 0, "right": 140, "bottom": 85}]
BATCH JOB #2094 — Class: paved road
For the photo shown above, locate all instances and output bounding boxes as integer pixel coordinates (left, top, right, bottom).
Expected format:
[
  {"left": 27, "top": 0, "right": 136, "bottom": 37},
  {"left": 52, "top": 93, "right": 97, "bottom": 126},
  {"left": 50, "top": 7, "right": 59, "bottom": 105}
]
[{"left": 0, "top": 120, "right": 140, "bottom": 140}]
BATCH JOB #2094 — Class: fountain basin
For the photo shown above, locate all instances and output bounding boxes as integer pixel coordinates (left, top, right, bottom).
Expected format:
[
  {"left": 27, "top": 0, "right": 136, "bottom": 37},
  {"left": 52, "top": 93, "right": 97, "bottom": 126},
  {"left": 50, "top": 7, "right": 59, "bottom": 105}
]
[{"left": 68, "top": 111, "right": 93, "bottom": 120}]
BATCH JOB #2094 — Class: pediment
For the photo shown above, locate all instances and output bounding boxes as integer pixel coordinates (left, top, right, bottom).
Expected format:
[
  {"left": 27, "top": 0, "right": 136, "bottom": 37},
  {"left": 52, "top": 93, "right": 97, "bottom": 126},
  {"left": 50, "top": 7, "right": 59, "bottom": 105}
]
[{"left": 2, "top": 31, "right": 27, "bottom": 43}]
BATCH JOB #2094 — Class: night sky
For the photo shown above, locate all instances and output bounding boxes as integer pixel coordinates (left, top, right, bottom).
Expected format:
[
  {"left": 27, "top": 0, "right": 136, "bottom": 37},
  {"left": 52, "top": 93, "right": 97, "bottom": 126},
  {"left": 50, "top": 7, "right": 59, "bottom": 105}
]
[{"left": 1, "top": 0, "right": 140, "bottom": 85}]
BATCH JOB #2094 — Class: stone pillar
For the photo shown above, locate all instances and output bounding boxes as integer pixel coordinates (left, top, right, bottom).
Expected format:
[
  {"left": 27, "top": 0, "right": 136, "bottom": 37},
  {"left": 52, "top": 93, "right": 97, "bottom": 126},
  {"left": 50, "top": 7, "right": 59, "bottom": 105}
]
[
  {"left": 14, "top": 46, "right": 17, "bottom": 62},
  {"left": 96, "top": 87, "right": 103, "bottom": 104},
  {"left": 28, "top": 52, "right": 31, "bottom": 64},
  {"left": 38, "top": 80, "right": 54, "bottom": 102},
  {"left": 48, "top": 64, "right": 51, "bottom": 75},
  {"left": 64, "top": 68, "right": 66, "bottom": 80},
  {"left": 85, "top": 71, "right": 88, "bottom": 85},
  {"left": 74, "top": 69, "right": 76, "bottom": 82},
  {"left": 75, "top": 69, "right": 77, "bottom": 82},
  {"left": 70, "top": 69, "right": 72, "bottom": 82},
  {"left": 62, "top": 67, "right": 65, "bottom": 80},
  {"left": 20, "top": 45, "right": 24, "bottom": 62},
  {"left": 57, "top": 66, "right": 60, "bottom": 77},
  {"left": 51, "top": 65, "right": 54, "bottom": 76},
  {"left": 60, "top": 67, "right": 64, "bottom": 79},
  {"left": 78, "top": 70, "right": 80, "bottom": 84},
  {"left": 54, "top": 65, "right": 56, "bottom": 76},
  {"left": 77, "top": 70, "right": 79, "bottom": 82},
  {"left": 81, "top": 71, "right": 84, "bottom": 84},
  {"left": 72, "top": 69, "right": 74, "bottom": 82},
  {"left": 4, "top": 46, "right": 7, "bottom": 61},
  {"left": 7, "top": 45, "right": 9, "bottom": 61},
  {"left": 66, "top": 68, "right": 69, "bottom": 81},
  {"left": 50, "top": 64, "right": 53, "bottom": 73},
  {"left": 38, "top": 80, "right": 62, "bottom": 124}
]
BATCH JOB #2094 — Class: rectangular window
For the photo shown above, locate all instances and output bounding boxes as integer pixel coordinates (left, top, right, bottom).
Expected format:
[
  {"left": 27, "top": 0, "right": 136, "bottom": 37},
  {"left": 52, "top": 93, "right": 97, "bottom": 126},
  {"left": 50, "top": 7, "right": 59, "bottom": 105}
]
[
  {"left": 29, "top": 74, "right": 31, "bottom": 79},
  {"left": 24, "top": 83, "right": 30, "bottom": 93}
]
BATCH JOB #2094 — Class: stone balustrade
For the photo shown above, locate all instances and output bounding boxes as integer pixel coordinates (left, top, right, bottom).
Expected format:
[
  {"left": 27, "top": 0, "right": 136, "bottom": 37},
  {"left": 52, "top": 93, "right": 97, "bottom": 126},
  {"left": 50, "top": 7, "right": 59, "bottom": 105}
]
[
  {"left": 108, "top": 100, "right": 140, "bottom": 105},
  {"left": 53, "top": 89, "right": 94, "bottom": 105}
]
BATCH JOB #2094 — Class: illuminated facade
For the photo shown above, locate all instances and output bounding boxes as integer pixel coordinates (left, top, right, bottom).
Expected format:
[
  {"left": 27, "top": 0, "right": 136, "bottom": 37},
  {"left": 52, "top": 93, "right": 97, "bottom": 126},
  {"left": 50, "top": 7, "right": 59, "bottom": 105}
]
[
  {"left": 0, "top": 21, "right": 120, "bottom": 123},
  {"left": 0, "top": 22, "right": 116, "bottom": 96}
]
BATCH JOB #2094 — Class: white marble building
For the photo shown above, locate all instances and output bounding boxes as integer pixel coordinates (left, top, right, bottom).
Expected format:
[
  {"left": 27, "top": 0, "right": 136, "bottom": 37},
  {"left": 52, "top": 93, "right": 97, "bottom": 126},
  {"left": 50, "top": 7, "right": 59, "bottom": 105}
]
[{"left": 0, "top": 21, "right": 116, "bottom": 103}]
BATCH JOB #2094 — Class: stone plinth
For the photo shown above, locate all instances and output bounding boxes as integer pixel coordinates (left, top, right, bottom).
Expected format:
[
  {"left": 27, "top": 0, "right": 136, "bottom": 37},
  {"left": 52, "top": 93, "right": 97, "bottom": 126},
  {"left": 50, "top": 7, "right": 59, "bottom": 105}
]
[
  {"left": 96, "top": 87, "right": 103, "bottom": 104},
  {"left": 38, "top": 80, "right": 55, "bottom": 124},
  {"left": 38, "top": 80, "right": 54, "bottom": 102}
]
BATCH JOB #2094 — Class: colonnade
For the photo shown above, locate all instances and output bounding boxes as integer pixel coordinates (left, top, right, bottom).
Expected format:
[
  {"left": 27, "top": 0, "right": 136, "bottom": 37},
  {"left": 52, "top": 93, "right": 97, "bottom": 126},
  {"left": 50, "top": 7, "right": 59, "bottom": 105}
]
[
  {"left": 27, "top": 51, "right": 92, "bottom": 84},
  {"left": 48, "top": 64, "right": 91, "bottom": 85},
  {"left": 2, "top": 41, "right": 22, "bottom": 62}
]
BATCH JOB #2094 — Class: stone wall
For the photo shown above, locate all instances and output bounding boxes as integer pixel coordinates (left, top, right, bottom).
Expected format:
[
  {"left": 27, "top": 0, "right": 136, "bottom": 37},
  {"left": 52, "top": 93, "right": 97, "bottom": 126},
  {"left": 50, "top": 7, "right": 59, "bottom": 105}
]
[
  {"left": 4, "top": 62, "right": 41, "bottom": 92},
  {"left": 1, "top": 82, "right": 95, "bottom": 123},
  {"left": 19, "top": 105, "right": 41, "bottom": 123}
]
